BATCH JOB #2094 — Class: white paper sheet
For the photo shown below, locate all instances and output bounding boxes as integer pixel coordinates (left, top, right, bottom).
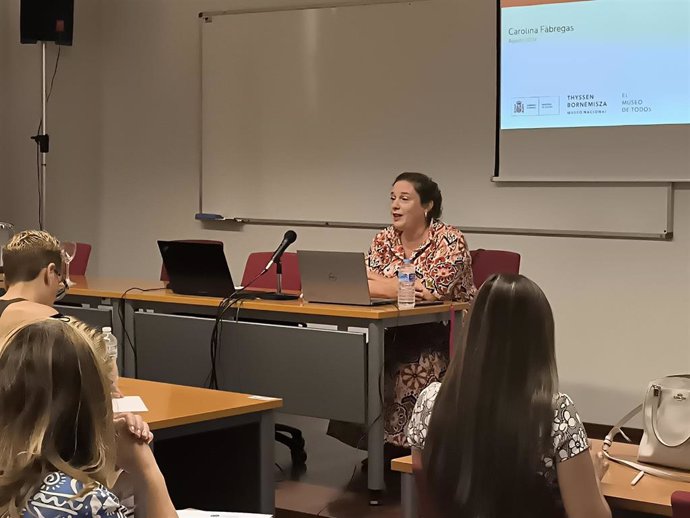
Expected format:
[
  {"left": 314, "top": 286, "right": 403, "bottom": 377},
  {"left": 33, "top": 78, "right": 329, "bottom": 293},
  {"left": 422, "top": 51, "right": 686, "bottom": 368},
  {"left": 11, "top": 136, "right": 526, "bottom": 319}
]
[{"left": 112, "top": 396, "right": 148, "bottom": 413}]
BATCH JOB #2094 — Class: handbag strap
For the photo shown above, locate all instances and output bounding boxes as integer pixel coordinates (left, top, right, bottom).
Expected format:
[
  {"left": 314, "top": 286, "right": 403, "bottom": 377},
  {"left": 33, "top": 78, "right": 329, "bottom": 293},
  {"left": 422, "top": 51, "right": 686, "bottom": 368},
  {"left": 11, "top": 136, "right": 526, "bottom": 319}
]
[
  {"left": 649, "top": 383, "right": 690, "bottom": 448},
  {"left": 603, "top": 403, "right": 690, "bottom": 483}
]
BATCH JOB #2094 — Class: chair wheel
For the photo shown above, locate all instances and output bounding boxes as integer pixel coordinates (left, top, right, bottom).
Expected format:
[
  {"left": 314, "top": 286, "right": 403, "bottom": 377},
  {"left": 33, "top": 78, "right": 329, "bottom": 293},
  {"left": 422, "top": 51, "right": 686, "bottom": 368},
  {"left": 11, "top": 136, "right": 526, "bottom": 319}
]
[{"left": 369, "top": 489, "right": 384, "bottom": 506}]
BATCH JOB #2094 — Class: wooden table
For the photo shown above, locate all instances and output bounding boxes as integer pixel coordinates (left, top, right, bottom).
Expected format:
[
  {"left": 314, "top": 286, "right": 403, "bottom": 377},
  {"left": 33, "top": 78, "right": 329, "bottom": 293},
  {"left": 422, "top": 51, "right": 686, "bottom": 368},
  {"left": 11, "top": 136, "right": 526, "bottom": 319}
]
[
  {"left": 60, "top": 276, "right": 468, "bottom": 497},
  {"left": 391, "top": 439, "right": 690, "bottom": 517},
  {"left": 119, "top": 377, "right": 282, "bottom": 513}
]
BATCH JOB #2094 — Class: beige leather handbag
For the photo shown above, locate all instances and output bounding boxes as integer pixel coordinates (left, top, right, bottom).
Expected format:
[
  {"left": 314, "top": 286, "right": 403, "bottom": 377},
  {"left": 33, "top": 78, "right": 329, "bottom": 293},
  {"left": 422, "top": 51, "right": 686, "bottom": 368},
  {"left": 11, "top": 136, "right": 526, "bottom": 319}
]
[{"left": 603, "top": 375, "right": 690, "bottom": 481}]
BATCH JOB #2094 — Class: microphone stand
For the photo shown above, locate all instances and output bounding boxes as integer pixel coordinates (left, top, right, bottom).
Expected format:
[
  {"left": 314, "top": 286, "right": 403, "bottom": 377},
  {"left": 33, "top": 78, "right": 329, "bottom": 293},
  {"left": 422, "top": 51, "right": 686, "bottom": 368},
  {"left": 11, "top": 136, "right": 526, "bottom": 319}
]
[
  {"left": 260, "top": 256, "right": 299, "bottom": 300},
  {"left": 30, "top": 42, "right": 50, "bottom": 231}
]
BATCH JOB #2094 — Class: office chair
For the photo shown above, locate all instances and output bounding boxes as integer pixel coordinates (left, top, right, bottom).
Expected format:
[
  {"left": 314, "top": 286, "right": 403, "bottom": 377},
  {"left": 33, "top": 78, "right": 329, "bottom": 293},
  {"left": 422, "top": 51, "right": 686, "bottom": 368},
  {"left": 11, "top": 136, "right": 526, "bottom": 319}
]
[
  {"left": 449, "top": 249, "right": 521, "bottom": 358},
  {"left": 673, "top": 491, "right": 690, "bottom": 518},
  {"left": 70, "top": 243, "right": 93, "bottom": 276}
]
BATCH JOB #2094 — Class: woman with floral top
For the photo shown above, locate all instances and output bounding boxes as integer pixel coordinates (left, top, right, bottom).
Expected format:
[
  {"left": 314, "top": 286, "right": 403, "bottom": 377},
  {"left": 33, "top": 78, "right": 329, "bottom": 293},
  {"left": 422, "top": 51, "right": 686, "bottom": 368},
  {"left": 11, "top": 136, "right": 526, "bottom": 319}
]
[
  {"left": 407, "top": 274, "right": 611, "bottom": 518},
  {"left": 329, "top": 172, "right": 475, "bottom": 450}
]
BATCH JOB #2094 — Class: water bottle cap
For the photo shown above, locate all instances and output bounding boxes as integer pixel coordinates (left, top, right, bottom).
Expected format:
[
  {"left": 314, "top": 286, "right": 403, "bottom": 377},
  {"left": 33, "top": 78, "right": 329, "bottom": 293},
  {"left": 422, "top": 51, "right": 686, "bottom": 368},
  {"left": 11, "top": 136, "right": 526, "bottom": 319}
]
[{"left": 102, "top": 327, "right": 112, "bottom": 334}]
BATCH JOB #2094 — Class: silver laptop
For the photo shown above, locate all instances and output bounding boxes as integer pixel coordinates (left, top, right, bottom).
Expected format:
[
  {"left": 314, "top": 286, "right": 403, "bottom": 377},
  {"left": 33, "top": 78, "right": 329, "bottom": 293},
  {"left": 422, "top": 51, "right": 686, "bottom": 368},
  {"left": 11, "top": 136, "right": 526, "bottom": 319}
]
[{"left": 297, "top": 251, "right": 396, "bottom": 306}]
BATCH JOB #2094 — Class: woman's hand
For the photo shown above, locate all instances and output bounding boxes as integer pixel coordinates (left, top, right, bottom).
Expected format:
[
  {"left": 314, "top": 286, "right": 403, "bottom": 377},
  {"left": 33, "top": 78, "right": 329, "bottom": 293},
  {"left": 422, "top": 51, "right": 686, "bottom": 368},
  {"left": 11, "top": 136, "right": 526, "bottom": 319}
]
[
  {"left": 367, "top": 272, "right": 398, "bottom": 299},
  {"left": 114, "top": 412, "right": 153, "bottom": 444},
  {"left": 415, "top": 279, "right": 436, "bottom": 301},
  {"left": 114, "top": 417, "right": 158, "bottom": 478}
]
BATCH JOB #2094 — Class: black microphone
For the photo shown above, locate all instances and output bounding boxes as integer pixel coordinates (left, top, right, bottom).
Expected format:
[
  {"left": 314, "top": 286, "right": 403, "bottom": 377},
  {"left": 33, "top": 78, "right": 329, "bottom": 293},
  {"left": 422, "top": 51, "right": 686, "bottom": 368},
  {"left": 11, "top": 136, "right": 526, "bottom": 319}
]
[{"left": 265, "top": 230, "right": 297, "bottom": 270}]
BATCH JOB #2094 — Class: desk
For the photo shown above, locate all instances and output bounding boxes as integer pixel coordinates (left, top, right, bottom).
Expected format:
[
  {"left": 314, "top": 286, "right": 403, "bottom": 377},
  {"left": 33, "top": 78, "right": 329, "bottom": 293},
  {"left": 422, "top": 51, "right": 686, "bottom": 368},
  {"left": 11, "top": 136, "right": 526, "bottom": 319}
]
[
  {"left": 119, "top": 377, "right": 281, "bottom": 513},
  {"left": 62, "top": 276, "right": 468, "bottom": 496},
  {"left": 391, "top": 439, "right": 690, "bottom": 517}
]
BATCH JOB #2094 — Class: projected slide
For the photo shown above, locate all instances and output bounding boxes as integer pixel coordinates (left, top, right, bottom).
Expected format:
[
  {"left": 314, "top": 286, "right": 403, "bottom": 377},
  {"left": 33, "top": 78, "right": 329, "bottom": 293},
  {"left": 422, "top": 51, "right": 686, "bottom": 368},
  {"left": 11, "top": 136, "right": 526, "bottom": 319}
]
[{"left": 500, "top": 0, "right": 690, "bottom": 130}]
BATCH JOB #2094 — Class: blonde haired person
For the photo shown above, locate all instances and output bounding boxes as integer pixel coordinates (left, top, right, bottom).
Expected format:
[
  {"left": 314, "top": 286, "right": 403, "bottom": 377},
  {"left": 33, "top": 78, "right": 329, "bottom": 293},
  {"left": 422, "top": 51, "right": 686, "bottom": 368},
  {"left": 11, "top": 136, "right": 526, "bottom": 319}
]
[
  {"left": 0, "top": 230, "right": 65, "bottom": 341},
  {"left": 0, "top": 319, "right": 176, "bottom": 518}
]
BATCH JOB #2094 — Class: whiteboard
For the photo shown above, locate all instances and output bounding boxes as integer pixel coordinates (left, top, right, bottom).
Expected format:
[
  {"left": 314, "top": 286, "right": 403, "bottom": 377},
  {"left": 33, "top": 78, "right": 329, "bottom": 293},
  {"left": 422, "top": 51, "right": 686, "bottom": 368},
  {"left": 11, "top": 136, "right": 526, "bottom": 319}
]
[{"left": 200, "top": 0, "right": 670, "bottom": 235}]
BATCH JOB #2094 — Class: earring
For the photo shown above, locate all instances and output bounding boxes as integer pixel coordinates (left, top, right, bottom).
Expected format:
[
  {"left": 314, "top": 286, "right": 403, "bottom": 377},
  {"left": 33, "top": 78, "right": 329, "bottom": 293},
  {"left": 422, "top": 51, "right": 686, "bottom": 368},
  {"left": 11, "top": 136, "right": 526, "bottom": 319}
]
[{"left": 424, "top": 211, "right": 428, "bottom": 219}]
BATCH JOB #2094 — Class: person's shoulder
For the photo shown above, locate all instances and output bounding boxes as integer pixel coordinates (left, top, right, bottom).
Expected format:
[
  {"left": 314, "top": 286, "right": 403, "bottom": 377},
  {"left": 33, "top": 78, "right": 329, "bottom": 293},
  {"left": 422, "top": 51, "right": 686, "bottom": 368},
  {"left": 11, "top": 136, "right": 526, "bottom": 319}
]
[
  {"left": 554, "top": 392, "right": 577, "bottom": 410},
  {"left": 419, "top": 381, "right": 442, "bottom": 407},
  {"left": 0, "top": 302, "right": 58, "bottom": 343},
  {"left": 552, "top": 392, "right": 586, "bottom": 435},
  {"left": 5, "top": 300, "right": 58, "bottom": 319},
  {"left": 377, "top": 225, "right": 396, "bottom": 238},
  {"left": 26, "top": 472, "right": 125, "bottom": 517},
  {"left": 430, "top": 221, "right": 468, "bottom": 249},
  {"left": 371, "top": 225, "right": 396, "bottom": 245},
  {"left": 431, "top": 221, "right": 464, "bottom": 240}
]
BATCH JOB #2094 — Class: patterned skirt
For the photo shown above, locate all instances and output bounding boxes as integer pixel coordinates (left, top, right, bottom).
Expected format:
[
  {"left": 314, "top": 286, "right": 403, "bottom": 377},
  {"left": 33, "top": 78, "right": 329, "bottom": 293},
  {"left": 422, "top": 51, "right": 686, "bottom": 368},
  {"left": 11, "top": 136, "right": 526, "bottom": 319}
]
[{"left": 328, "top": 322, "right": 450, "bottom": 448}]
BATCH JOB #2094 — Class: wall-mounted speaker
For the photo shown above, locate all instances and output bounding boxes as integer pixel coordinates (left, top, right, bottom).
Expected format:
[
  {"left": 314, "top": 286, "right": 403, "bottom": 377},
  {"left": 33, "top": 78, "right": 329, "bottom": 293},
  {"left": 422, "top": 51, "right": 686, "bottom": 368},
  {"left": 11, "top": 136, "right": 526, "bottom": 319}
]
[{"left": 20, "top": 0, "right": 74, "bottom": 46}]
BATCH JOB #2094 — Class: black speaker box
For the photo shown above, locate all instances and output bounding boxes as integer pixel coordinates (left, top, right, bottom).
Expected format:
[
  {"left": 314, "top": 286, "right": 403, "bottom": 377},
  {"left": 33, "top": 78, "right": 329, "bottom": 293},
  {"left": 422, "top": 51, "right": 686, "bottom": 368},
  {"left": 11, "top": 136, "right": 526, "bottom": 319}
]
[{"left": 20, "top": 0, "right": 74, "bottom": 46}]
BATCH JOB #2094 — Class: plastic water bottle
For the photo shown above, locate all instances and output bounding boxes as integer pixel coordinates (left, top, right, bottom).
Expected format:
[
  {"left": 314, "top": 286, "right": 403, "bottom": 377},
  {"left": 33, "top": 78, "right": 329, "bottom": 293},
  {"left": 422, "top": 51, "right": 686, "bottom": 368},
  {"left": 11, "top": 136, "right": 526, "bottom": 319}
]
[
  {"left": 102, "top": 327, "right": 118, "bottom": 361},
  {"left": 102, "top": 327, "right": 119, "bottom": 392},
  {"left": 398, "top": 259, "right": 416, "bottom": 309}
]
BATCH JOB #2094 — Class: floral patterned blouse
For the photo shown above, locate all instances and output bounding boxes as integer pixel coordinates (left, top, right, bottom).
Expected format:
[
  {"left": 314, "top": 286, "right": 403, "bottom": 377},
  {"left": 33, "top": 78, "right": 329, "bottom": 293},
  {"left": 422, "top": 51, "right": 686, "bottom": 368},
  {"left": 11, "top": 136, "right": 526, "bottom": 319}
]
[
  {"left": 406, "top": 383, "right": 589, "bottom": 485},
  {"left": 23, "top": 471, "right": 131, "bottom": 518},
  {"left": 366, "top": 220, "right": 476, "bottom": 302}
]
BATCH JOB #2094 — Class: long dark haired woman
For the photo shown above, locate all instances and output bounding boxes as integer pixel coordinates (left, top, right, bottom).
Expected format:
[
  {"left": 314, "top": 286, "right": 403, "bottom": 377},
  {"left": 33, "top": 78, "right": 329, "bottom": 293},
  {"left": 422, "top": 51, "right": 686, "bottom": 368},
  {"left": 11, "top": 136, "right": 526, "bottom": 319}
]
[{"left": 407, "top": 274, "right": 611, "bottom": 518}]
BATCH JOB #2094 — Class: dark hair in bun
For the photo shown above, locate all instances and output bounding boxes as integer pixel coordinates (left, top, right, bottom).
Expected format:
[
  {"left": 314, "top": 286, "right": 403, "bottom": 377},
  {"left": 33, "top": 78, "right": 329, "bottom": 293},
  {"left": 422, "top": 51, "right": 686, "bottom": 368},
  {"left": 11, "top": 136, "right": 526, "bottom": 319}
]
[{"left": 394, "top": 172, "right": 442, "bottom": 225}]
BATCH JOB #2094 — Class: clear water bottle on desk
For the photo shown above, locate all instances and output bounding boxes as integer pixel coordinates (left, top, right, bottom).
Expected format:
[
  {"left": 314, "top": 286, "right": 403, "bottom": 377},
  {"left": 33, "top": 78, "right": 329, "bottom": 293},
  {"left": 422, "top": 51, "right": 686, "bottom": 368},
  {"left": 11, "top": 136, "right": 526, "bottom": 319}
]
[
  {"left": 102, "top": 327, "right": 119, "bottom": 392},
  {"left": 398, "top": 259, "right": 416, "bottom": 309}
]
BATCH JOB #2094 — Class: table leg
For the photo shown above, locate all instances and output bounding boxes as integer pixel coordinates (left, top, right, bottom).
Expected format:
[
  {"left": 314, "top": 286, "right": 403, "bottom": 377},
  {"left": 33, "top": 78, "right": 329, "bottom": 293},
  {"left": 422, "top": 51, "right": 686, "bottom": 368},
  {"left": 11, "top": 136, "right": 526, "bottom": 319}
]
[
  {"left": 401, "top": 472, "right": 419, "bottom": 518},
  {"left": 259, "top": 410, "right": 275, "bottom": 514},
  {"left": 367, "top": 322, "right": 385, "bottom": 497},
  {"left": 119, "top": 299, "right": 136, "bottom": 378},
  {"left": 451, "top": 307, "right": 464, "bottom": 355}
]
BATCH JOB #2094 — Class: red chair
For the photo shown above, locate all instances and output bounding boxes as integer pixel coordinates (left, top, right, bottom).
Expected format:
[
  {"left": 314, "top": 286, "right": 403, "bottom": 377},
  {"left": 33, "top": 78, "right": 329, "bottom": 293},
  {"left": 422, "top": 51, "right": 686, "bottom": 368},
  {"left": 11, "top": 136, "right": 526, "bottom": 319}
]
[
  {"left": 449, "top": 249, "right": 521, "bottom": 357},
  {"left": 673, "top": 491, "right": 690, "bottom": 518},
  {"left": 241, "top": 252, "right": 301, "bottom": 291},
  {"left": 159, "top": 239, "right": 224, "bottom": 282},
  {"left": 70, "top": 243, "right": 92, "bottom": 276},
  {"left": 470, "top": 249, "right": 521, "bottom": 288}
]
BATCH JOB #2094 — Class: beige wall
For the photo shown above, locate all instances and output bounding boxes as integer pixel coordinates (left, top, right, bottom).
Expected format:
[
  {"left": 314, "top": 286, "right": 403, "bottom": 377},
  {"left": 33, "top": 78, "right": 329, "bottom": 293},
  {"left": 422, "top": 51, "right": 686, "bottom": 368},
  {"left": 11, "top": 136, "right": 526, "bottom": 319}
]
[
  {"left": 2, "top": 0, "right": 104, "bottom": 261},
  {"left": 4, "top": 0, "right": 689, "bottom": 424}
]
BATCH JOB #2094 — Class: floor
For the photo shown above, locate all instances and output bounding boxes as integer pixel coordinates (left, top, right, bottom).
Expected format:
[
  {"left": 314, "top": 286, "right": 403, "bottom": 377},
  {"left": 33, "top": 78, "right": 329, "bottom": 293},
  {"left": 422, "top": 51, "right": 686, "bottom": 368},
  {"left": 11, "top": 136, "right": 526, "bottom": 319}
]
[
  {"left": 274, "top": 414, "right": 402, "bottom": 518},
  {"left": 272, "top": 414, "right": 656, "bottom": 518}
]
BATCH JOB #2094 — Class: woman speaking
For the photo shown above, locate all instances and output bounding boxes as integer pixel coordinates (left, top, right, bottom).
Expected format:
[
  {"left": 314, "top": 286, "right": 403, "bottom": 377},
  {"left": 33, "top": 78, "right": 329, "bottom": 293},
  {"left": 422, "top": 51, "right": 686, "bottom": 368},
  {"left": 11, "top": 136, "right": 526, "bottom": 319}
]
[{"left": 330, "top": 172, "right": 475, "bottom": 452}]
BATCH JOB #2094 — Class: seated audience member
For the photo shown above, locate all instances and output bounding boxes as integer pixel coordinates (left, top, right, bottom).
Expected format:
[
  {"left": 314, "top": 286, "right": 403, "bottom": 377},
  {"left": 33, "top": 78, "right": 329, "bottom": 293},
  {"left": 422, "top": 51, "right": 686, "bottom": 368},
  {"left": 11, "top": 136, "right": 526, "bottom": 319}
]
[
  {"left": 407, "top": 273, "right": 611, "bottom": 518},
  {"left": 0, "top": 230, "right": 64, "bottom": 339},
  {"left": 0, "top": 318, "right": 176, "bottom": 518}
]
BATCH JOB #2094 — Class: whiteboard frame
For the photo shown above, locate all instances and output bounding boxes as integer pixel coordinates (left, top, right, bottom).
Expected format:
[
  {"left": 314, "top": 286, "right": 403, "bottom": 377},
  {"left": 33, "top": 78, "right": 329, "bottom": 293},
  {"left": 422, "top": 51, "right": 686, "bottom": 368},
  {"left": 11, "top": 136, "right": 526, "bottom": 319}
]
[
  {"left": 197, "top": 3, "right": 676, "bottom": 241},
  {"left": 196, "top": 183, "right": 674, "bottom": 240}
]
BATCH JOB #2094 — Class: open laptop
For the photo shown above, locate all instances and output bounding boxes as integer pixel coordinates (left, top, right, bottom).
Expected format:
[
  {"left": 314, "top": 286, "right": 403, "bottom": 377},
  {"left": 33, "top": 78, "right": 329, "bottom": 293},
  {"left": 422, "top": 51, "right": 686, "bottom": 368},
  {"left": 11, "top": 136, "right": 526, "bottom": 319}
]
[
  {"left": 297, "top": 250, "right": 396, "bottom": 306},
  {"left": 157, "top": 240, "right": 237, "bottom": 298}
]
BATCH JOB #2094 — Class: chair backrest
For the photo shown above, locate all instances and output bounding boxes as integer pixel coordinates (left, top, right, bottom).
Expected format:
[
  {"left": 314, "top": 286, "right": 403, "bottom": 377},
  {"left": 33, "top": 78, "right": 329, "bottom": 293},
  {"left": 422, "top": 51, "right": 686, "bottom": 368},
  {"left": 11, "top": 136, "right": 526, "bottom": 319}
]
[
  {"left": 70, "top": 242, "right": 92, "bottom": 276},
  {"left": 449, "top": 249, "right": 522, "bottom": 358},
  {"left": 159, "top": 239, "right": 224, "bottom": 282},
  {"left": 470, "top": 249, "right": 521, "bottom": 288},
  {"left": 672, "top": 491, "right": 690, "bottom": 518},
  {"left": 241, "top": 252, "right": 301, "bottom": 291}
]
